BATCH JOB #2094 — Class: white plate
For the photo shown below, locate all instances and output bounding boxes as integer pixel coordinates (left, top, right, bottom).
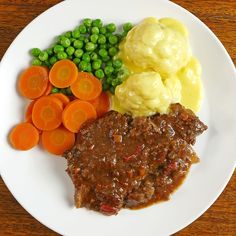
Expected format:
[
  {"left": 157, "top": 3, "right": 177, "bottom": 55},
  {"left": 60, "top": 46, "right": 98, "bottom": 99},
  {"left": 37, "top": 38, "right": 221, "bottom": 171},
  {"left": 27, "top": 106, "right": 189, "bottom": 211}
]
[{"left": 0, "top": 0, "right": 235, "bottom": 235}]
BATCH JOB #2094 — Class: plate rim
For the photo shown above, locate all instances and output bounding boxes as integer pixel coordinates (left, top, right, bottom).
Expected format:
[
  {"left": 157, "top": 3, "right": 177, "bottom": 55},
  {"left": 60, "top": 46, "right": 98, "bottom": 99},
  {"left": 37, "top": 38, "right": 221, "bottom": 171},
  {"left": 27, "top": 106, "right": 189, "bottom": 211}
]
[{"left": 0, "top": 0, "right": 236, "bottom": 235}]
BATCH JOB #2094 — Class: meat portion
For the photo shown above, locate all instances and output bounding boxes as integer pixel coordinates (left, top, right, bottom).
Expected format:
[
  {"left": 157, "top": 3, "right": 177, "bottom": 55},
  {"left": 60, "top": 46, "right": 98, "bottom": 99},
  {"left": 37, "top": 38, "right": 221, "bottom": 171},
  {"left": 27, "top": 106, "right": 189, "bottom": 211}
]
[{"left": 64, "top": 103, "right": 207, "bottom": 215}]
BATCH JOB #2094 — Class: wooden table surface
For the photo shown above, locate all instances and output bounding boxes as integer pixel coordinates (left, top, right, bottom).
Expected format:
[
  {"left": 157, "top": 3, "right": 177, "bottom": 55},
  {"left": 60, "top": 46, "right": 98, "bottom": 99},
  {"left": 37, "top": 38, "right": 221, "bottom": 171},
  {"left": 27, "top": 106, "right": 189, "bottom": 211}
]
[{"left": 0, "top": 0, "right": 235, "bottom": 235}]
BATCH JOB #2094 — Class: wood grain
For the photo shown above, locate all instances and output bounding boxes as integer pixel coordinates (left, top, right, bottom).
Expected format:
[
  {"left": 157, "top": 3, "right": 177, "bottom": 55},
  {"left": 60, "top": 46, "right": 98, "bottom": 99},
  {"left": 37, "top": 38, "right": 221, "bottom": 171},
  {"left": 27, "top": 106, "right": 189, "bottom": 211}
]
[{"left": 0, "top": 0, "right": 235, "bottom": 235}]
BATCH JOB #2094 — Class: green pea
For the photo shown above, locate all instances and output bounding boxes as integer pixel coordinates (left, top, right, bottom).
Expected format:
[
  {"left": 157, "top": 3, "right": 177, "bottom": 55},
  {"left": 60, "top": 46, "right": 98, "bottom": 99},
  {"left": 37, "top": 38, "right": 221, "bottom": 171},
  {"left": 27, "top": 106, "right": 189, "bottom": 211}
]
[
  {"left": 90, "top": 52, "right": 98, "bottom": 61},
  {"left": 46, "top": 48, "right": 53, "bottom": 56},
  {"left": 85, "top": 63, "right": 92, "bottom": 72},
  {"left": 49, "top": 56, "right": 58, "bottom": 65},
  {"left": 121, "top": 31, "right": 127, "bottom": 38},
  {"left": 79, "top": 24, "right": 87, "bottom": 34},
  {"left": 73, "top": 40, "right": 83, "bottom": 49},
  {"left": 66, "top": 46, "right": 75, "bottom": 56},
  {"left": 95, "top": 69, "right": 105, "bottom": 79},
  {"left": 72, "top": 28, "right": 80, "bottom": 38},
  {"left": 114, "top": 34, "right": 122, "bottom": 43},
  {"left": 106, "top": 76, "right": 113, "bottom": 84},
  {"left": 91, "top": 27, "right": 99, "bottom": 34},
  {"left": 83, "top": 18, "right": 92, "bottom": 27},
  {"left": 92, "top": 59, "right": 102, "bottom": 70},
  {"left": 117, "top": 67, "right": 130, "bottom": 81},
  {"left": 51, "top": 87, "right": 60, "bottom": 94},
  {"left": 123, "top": 22, "right": 133, "bottom": 32},
  {"left": 32, "top": 58, "right": 42, "bottom": 66},
  {"left": 38, "top": 51, "right": 48, "bottom": 61},
  {"left": 100, "top": 27, "right": 107, "bottom": 35},
  {"left": 73, "top": 58, "right": 80, "bottom": 65},
  {"left": 104, "top": 65, "right": 114, "bottom": 75},
  {"left": 98, "top": 34, "right": 106, "bottom": 44},
  {"left": 56, "top": 35, "right": 63, "bottom": 43},
  {"left": 54, "top": 45, "right": 64, "bottom": 53},
  {"left": 108, "top": 47, "right": 118, "bottom": 57},
  {"left": 108, "top": 35, "right": 118, "bottom": 45},
  {"left": 112, "top": 78, "right": 120, "bottom": 87},
  {"left": 82, "top": 52, "right": 90, "bottom": 62},
  {"left": 74, "top": 49, "right": 84, "bottom": 58},
  {"left": 60, "top": 37, "right": 71, "bottom": 47},
  {"left": 92, "top": 19, "right": 103, "bottom": 28},
  {"left": 90, "top": 34, "right": 99, "bottom": 43},
  {"left": 44, "top": 61, "right": 51, "bottom": 68},
  {"left": 98, "top": 48, "right": 108, "bottom": 58},
  {"left": 57, "top": 51, "right": 67, "bottom": 59},
  {"left": 113, "top": 59, "right": 123, "bottom": 68},
  {"left": 79, "top": 61, "right": 89, "bottom": 71},
  {"left": 64, "top": 31, "right": 72, "bottom": 38},
  {"left": 85, "top": 42, "right": 95, "bottom": 51},
  {"left": 98, "top": 49, "right": 108, "bottom": 58},
  {"left": 105, "top": 32, "right": 112, "bottom": 38},
  {"left": 106, "top": 23, "right": 116, "bottom": 33},
  {"left": 30, "top": 48, "right": 41, "bottom": 57},
  {"left": 84, "top": 38, "right": 89, "bottom": 43}
]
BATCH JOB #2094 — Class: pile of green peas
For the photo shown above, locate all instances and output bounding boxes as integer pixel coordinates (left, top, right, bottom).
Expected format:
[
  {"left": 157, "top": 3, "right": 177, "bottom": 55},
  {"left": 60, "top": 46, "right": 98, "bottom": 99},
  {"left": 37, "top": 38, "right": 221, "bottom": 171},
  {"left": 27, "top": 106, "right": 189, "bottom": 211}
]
[{"left": 30, "top": 18, "right": 133, "bottom": 94}]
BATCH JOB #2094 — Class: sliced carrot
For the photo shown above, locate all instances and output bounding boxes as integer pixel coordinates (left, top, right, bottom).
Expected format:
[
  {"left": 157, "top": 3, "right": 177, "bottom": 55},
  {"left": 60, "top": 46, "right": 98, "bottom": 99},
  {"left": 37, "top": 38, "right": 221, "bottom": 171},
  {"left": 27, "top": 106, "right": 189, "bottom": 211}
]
[
  {"left": 49, "top": 59, "right": 78, "bottom": 88},
  {"left": 70, "top": 72, "right": 102, "bottom": 101},
  {"left": 32, "top": 96, "right": 63, "bottom": 131},
  {"left": 42, "top": 126, "right": 75, "bottom": 155},
  {"left": 9, "top": 122, "right": 39, "bottom": 150},
  {"left": 50, "top": 93, "right": 70, "bottom": 108},
  {"left": 18, "top": 66, "right": 49, "bottom": 99},
  {"left": 62, "top": 100, "right": 97, "bottom": 133},
  {"left": 43, "top": 82, "right": 53, "bottom": 95},
  {"left": 89, "top": 92, "right": 110, "bottom": 117},
  {"left": 25, "top": 100, "right": 36, "bottom": 122}
]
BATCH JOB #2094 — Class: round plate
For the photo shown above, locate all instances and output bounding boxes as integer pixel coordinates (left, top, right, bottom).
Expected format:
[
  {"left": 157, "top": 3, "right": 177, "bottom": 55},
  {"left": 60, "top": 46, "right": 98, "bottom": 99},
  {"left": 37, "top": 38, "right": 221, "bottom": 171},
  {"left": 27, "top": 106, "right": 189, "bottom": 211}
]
[{"left": 0, "top": 0, "right": 235, "bottom": 235}]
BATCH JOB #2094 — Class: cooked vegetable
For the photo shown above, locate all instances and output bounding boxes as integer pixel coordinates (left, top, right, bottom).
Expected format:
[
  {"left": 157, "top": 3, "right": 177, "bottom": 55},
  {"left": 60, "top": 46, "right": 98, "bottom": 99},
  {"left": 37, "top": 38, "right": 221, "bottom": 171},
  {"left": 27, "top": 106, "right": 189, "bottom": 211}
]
[
  {"left": 49, "top": 59, "right": 78, "bottom": 88},
  {"left": 43, "top": 82, "right": 53, "bottom": 96},
  {"left": 25, "top": 100, "right": 36, "bottom": 122},
  {"left": 62, "top": 100, "right": 97, "bottom": 133},
  {"left": 89, "top": 92, "right": 110, "bottom": 117},
  {"left": 32, "top": 96, "right": 63, "bottom": 130},
  {"left": 9, "top": 122, "right": 39, "bottom": 150},
  {"left": 113, "top": 71, "right": 181, "bottom": 116},
  {"left": 18, "top": 66, "right": 49, "bottom": 99},
  {"left": 50, "top": 93, "right": 70, "bottom": 107},
  {"left": 120, "top": 17, "right": 190, "bottom": 76},
  {"left": 70, "top": 72, "right": 102, "bottom": 101},
  {"left": 42, "top": 126, "right": 75, "bottom": 155},
  {"left": 30, "top": 18, "right": 133, "bottom": 94}
]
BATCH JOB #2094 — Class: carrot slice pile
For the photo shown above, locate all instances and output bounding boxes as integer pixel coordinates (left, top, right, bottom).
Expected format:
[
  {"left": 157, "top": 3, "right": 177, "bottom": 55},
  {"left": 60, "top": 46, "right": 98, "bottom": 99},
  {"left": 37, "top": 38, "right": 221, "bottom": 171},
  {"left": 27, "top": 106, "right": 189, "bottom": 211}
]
[
  {"left": 42, "top": 126, "right": 75, "bottom": 155},
  {"left": 62, "top": 100, "right": 97, "bottom": 133},
  {"left": 50, "top": 93, "right": 70, "bottom": 108},
  {"left": 25, "top": 100, "right": 36, "bottom": 122},
  {"left": 89, "top": 92, "right": 110, "bottom": 117},
  {"left": 70, "top": 72, "right": 102, "bottom": 101},
  {"left": 43, "top": 82, "right": 53, "bottom": 96},
  {"left": 32, "top": 96, "right": 63, "bottom": 131},
  {"left": 11, "top": 60, "right": 112, "bottom": 155},
  {"left": 18, "top": 66, "right": 49, "bottom": 99},
  {"left": 49, "top": 59, "right": 78, "bottom": 88},
  {"left": 9, "top": 122, "right": 39, "bottom": 150}
]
